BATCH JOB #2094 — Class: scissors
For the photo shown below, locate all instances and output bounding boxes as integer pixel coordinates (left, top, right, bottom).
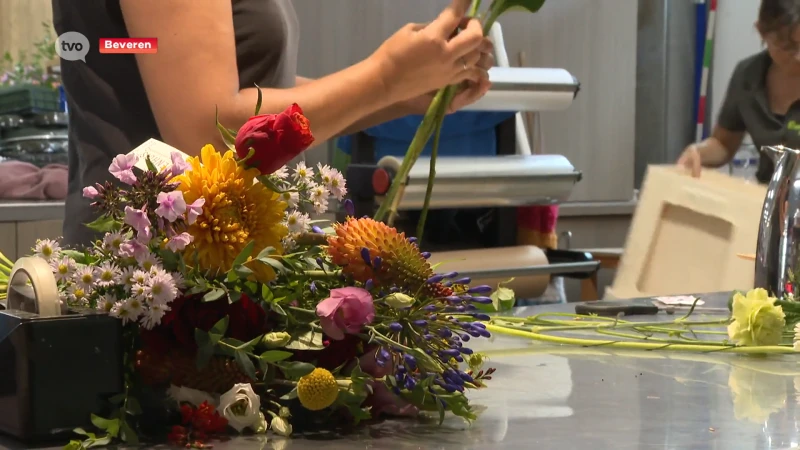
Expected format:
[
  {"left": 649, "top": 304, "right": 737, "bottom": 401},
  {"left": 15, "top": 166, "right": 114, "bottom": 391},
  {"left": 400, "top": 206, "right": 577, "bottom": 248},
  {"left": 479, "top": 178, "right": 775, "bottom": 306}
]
[{"left": 574, "top": 298, "right": 729, "bottom": 317}]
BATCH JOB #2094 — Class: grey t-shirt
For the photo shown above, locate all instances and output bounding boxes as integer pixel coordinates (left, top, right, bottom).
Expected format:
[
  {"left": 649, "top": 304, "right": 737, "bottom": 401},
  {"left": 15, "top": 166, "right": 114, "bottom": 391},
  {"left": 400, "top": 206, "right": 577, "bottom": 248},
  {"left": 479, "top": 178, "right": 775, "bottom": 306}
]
[
  {"left": 716, "top": 50, "right": 797, "bottom": 184},
  {"left": 52, "top": 0, "right": 299, "bottom": 246}
]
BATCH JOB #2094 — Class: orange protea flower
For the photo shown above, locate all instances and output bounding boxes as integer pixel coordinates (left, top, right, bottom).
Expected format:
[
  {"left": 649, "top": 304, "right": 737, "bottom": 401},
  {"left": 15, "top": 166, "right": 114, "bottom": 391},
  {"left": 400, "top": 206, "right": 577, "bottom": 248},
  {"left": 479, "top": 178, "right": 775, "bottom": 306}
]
[
  {"left": 326, "top": 217, "right": 452, "bottom": 297},
  {"left": 173, "top": 145, "right": 287, "bottom": 276}
]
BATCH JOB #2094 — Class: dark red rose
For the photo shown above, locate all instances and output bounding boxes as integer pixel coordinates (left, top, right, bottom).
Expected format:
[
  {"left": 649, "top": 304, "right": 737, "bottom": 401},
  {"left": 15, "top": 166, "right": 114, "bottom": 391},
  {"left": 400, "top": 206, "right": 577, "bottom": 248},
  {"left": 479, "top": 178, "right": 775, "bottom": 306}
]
[
  {"left": 227, "top": 294, "right": 269, "bottom": 342},
  {"left": 293, "top": 334, "right": 362, "bottom": 370},
  {"left": 234, "top": 103, "right": 315, "bottom": 175},
  {"left": 140, "top": 293, "right": 269, "bottom": 353}
]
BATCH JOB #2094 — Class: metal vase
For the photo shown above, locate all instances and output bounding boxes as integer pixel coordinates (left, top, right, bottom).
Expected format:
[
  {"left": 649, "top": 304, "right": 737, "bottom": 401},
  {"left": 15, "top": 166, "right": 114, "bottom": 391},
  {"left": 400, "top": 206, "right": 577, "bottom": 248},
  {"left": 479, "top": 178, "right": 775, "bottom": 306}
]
[{"left": 754, "top": 145, "right": 800, "bottom": 297}]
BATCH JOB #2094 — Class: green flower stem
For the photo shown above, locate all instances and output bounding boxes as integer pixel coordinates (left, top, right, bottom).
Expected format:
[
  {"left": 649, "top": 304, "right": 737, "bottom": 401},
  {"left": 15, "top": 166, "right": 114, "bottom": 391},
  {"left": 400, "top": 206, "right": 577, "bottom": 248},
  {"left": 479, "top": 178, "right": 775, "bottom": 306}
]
[
  {"left": 304, "top": 270, "right": 341, "bottom": 278},
  {"left": 416, "top": 98, "right": 449, "bottom": 243},
  {"left": 485, "top": 324, "right": 797, "bottom": 354},
  {"left": 374, "top": 3, "right": 503, "bottom": 227},
  {"left": 287, "top": 306, "right": 317, "bottom": 316}
]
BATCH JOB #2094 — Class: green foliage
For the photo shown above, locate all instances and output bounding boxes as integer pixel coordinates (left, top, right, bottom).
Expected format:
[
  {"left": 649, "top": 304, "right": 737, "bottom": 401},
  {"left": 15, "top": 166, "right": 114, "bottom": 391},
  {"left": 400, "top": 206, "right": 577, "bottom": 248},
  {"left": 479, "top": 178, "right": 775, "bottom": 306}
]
[
  {"left": 84, "top": 215, "right": 118, "bottom": 233},
  {"left": 1, "top": 22, "right": 59, "bottom": 90}
]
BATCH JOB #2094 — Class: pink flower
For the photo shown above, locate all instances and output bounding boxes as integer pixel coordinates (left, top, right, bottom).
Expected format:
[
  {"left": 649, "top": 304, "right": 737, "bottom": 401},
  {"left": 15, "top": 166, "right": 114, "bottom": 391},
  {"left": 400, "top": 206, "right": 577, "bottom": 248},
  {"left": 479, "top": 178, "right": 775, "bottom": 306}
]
[
  {"left": 166, "top": 232, "right": 193, "bottom": 252},
  {"left": 156, "top": 191, "right": 187, "bottom": 222},
  {"left": 109, "top": 154, "right": 138, "bottom": 185},
  {"left": 316, "top": 287, "right": 375, "bottom": 340},
  {"left": 124, "top": 206, "right": 152, "bottom": 243},
  {"left": 119, "top": 239, "right": 148, "bottom": 259},
  {"left": 82, "top": 186, "right": 99, "bottom": 199},
  {"left": 170, "top": 152, "right": 190, "bottom": 177},
  {"left": 186, "top": 198, "right": 205, "bottom": 225}
]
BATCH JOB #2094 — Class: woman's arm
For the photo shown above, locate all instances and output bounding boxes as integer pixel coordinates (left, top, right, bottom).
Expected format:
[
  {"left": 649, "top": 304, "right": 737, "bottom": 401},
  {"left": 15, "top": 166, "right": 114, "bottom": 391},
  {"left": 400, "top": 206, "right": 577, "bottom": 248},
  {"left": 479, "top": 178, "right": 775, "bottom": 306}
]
[
  {"left": 297, "top": 75, "right": 412, "bottom": 137},
  {"left": 694, "top": 126, "right": 746, "bottom": 168},
  {"left": 120, "top": 1, "right": 395, "bottom": 155}
]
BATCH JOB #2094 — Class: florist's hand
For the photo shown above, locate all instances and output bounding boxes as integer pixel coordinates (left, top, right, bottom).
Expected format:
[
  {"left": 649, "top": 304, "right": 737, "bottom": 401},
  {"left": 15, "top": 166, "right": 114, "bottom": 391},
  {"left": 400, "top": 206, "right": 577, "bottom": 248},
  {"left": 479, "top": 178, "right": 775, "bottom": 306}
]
[
  {"left": 371, "top": 0, "right": 487, "bottom": 104},
  {"left": 676, "top": 144, "right": 702, "bottom": 177},
  {"left": 402, "top": 37, "right": 494, "bottom": 115}
]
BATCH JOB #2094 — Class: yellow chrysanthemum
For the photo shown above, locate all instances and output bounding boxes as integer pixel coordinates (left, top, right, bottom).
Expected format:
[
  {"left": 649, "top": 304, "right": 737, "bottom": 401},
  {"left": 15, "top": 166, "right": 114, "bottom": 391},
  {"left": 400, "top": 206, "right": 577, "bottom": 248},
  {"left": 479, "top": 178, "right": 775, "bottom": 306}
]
[
  {"left": 727, "top": 288, "right": 785, "bottom": 346},
  {"left": 296, "top": 368, "right": 339, "bottom": 411},
  {"left": 174, "top": 145, "right": 287, "bottom": 275}
]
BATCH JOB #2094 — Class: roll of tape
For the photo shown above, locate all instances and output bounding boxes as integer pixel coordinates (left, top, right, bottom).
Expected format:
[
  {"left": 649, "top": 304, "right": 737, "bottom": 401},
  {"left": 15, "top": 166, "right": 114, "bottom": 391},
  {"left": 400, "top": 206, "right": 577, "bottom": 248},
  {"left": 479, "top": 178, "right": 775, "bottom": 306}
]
[{"left": 6, "top": 256, "right": 61, "bottom": 317}]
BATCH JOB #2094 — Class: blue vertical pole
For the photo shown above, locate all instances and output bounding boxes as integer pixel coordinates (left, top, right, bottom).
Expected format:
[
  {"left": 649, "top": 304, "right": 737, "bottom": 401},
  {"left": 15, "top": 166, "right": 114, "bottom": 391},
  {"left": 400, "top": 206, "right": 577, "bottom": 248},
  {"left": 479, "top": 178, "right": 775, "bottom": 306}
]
[{"left": 693, "top": 0, "right": 707, "bottom": 128}]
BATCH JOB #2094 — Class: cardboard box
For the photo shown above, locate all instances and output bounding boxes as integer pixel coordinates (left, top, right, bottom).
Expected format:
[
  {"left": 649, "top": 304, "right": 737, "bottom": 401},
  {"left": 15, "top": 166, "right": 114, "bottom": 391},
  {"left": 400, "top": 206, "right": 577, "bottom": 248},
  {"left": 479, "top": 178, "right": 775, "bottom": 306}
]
[{"left": 609, "top": 166, "right": 766, "bottom": 299}]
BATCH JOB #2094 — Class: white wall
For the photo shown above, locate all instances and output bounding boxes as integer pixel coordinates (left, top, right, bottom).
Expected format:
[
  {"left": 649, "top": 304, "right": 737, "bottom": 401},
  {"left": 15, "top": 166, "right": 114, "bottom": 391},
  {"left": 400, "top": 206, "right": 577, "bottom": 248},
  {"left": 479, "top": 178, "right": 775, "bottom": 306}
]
[{"left": 710, "top": 0, "right": 762, "bottom": 138}]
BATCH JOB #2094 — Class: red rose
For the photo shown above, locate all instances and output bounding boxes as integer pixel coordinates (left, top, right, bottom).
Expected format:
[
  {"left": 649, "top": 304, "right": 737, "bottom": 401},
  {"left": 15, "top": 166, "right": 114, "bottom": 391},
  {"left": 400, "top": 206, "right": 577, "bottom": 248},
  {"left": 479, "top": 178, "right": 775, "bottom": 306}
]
[{"left": 234, "top": 103, "right": 315, "bottom": 175}]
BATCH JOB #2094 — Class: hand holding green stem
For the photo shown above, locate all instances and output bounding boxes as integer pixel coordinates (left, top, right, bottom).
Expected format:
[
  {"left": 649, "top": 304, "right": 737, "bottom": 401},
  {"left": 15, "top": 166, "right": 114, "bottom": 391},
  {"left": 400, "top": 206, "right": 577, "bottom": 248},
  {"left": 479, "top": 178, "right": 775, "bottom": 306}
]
[{"left": 373, "top": 0, "right": 547, "bottom": 244}]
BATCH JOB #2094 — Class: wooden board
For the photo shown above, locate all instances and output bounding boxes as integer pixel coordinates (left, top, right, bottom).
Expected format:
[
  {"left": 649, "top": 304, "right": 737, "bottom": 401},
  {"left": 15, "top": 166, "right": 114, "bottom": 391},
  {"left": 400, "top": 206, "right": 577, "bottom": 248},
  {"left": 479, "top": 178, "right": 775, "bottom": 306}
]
[{"left": 610, "top": 166, "right": 765, "bottom": 298}]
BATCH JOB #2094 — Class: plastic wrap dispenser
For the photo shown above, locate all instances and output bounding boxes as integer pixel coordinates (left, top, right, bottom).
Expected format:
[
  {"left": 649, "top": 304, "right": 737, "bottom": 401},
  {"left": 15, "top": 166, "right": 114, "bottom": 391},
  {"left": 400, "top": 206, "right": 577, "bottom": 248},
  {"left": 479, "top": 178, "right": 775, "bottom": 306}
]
[
  {"left": 0, "top": 257, "right": 123, "bottom": 444},
  {"left": 370, "top": 154, "right": 581, "bottom": 210}
]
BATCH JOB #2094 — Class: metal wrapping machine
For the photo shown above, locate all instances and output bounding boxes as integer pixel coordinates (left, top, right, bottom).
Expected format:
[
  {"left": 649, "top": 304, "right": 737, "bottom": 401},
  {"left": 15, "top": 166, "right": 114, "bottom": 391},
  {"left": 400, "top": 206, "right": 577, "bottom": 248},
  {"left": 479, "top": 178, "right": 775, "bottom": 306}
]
[{"left": 343, "top": 24, "right": 599, "bottom": 300}]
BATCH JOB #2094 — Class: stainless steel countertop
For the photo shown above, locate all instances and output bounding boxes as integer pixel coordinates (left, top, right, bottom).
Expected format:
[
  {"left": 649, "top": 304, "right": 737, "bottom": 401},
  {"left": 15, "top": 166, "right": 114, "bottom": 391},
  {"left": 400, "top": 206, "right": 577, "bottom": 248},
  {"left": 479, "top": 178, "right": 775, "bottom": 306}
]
[
  {"left": 7, "top": 292, "right": 795, "bottom": 450},
  {"left": 0, "top": 201, "right": 65, "bottom": 223}
]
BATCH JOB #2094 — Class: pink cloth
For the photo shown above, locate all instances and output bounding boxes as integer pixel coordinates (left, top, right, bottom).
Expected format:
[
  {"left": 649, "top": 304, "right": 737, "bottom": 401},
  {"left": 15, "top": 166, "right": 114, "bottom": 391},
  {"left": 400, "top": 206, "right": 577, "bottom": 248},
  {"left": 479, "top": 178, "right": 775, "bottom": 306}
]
[{"left": 0, "top": 161, "right": 68, "bottom": 200}]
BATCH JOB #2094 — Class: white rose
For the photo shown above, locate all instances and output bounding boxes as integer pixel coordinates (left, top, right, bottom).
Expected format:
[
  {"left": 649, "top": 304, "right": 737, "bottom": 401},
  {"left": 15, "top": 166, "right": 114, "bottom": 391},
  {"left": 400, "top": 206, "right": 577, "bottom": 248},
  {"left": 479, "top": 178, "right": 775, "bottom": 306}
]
[
  {"left": 217, "top": 383, "right": 266, "bottom": 433},
  {"left": 270, "top": 416, "right": 293, "bottom": 437},
  {"left": 167, "top": 385, "right": 218, "bottom": 407}
]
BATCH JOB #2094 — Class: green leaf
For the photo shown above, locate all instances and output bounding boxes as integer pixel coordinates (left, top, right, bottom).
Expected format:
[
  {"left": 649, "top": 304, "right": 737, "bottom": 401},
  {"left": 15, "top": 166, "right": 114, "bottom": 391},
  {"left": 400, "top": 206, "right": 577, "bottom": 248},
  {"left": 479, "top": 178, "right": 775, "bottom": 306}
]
[
  {"left": 215, "top": 106, "right": 237, "bottom": 150},
  {"left": 237, "top": 335, "right": 263, "bottom": 353},
  {"left": 90, "top": 415, "right": 120, "bottom": 437},
  {"left": 496, "top": 0, "right": 546, "bottom": 14},
  {"left": 108, "top": 394, "right": 125, "bottom": 405},
  {"left": 203, "top": 288, "right": 226, "bottom": 303},
  {"left": 72, "top": 428, "right": 95, "bottom": 438},
  {"left": 125, "top": 397, "right": 142, "bottom": 416},
  {"left": 280, "top": 388, "right": 298, "bottom": 401},
  {"left": 254, "top": 84, "right": 263, "bottom": 115},
  {"left": 271, "top": 303, "right": 287, "bottom": 316},
  {"left": 259, "top": 350, "right": 293, "bottom": 363},
  {"left": 119, "top": 420, "right": 138, "bottom": 444},
  {"left": 209, "top": 316, "right": 229, "bottom": 342},
  {"left": 194, "top": 329, "right": 214, "bottom": 369},
  {"left": 257, "top": 257, "right": 286, "bottom": 274},
  {"left": 228, "top": 291, "right": 242, "bottom": 303},
  {"left": 256, "top": 246, "right": 278, "bottom": 259},
  {"left": 234, "top": 350, "right": 257, "bottom": 380},
  {"left": 85, "top": 436, "right": 112, "bottom": 448},
  {"left": 85, "top": 215, "right": 117, "bottom": 233},
  {"left": 145, "top": 156, "right": 159, "bottom": 173},
  {"left": 257, "top": 175, "right": 288, "bottom": 194},
  {"left": 280, "top": 361, "right": 315, "bottom": 379},
  {"left": 232, "top": 240, "right": 256, "bottom": 268},
  {"left": 234, "top": 265, "right": 254, "bottom": 280},
  {"left": 284, "top": 329, "right": 325, "bottom": 351},
  {"left": 64, "top": 441, "right": 84, "bottom": 450}
]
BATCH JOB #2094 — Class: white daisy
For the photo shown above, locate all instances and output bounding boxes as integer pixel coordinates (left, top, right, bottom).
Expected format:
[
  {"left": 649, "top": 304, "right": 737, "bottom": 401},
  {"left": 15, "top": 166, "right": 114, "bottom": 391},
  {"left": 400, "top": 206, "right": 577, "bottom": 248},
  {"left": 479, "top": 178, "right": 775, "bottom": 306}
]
[
  {"left": 141, "top": 303, "right": 171, "bottom": 329},
  {"left": 285, "top": 210, "right": 311, "bottom": 234},
  {"left": 124, "top": 297, "right": 145, "bottom": 319},
  {"left": 120, "top": 266, "right": 137, "bottom": 290},
  {"left": 103, "top": 232, "right": 127, "bottom": 255},
  {"left": 50, "top": 256, "right": 76, "bottom": 283},
  {"left": 282, "top": 235, "right": 297, "bottom": 252},
  {"left": 33, "top": 238, "right": 61, "bottom": 261},
  {"left": 309, "top": 183, "right": 330, "bottom": 204},
  {"left": 74, "top": 266, "right": 96, "bottom": 291},
  {"left": 272, "top": 166, "right": 289, "bottom": 179},
  {"left": 313, "top": 199, "right": 329, "bottom": 215},
  {"left": 96, "top": 293, "right": 117, "bottom": 313},
  {"left": 147, "top": 272, "right": 178, "bottom": 304},
  {"left": 317, "top": 164, "right": 347, "bottom": 200},
  {"left": 280, "top": 191, "right": 300, "bottom": 208},
  {"left": 293, "top": 161, "right": 314, "bottom": 183},
  {"left": 67, "top": 284, "right": 90, "bottom": 307},
  {"left": 136, "top": 252, "right": 160, "bottom": 272},
  {"left": 109, "top": 301, "right": 134, "bottom": 325},
  {"left": 130, "top": 283, "right": 148, "bottom": 301},
  {"left": 95, "top": 262, "right": 121, "bottom": 287},
  {"left": 131, "top": 269, "right": 150, "bottom": 287},
  {"left": 170, "top": 272, "right": 186, "bottom": 289}
]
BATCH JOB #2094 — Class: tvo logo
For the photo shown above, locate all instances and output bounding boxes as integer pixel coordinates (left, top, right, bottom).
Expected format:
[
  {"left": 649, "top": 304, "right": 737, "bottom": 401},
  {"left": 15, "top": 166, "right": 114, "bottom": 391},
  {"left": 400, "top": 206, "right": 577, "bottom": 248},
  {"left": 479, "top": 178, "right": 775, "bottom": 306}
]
[{"left": 55, "top": 32, "right": 90, "bottom": 62}]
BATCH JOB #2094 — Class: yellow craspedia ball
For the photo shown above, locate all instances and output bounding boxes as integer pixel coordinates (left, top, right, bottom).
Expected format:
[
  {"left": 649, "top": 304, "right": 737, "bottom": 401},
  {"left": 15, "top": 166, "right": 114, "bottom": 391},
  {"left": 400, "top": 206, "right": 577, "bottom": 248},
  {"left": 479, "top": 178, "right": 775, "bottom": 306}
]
[{"left": 296, "top": 368, "right": 339, "bottom": 411}]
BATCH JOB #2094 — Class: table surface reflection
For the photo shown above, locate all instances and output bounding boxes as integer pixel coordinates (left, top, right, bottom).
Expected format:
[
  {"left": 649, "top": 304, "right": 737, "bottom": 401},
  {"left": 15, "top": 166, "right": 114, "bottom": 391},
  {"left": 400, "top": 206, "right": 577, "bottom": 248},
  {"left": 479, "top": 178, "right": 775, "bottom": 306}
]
[{"left": 4, "top": 292, "right": 800, "bottom": 450}]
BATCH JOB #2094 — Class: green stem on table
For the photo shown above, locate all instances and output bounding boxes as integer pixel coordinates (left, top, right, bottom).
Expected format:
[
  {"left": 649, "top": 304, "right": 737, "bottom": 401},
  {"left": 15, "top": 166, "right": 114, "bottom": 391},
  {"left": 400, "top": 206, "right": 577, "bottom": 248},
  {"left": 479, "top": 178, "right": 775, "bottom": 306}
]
[
  {"left": 304, "top": 269, "right": 342, "bottom": 278},
  {"left": 485, "top": 323, "right": 797, "bottom": 354}
]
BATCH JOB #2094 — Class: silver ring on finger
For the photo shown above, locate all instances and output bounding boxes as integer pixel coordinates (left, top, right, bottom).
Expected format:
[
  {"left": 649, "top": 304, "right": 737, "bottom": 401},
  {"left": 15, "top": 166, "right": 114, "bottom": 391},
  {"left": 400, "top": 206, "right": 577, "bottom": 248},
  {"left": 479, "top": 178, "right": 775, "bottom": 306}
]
[{"left": 461, "top": 57, "right": 468, "bottom": 71}]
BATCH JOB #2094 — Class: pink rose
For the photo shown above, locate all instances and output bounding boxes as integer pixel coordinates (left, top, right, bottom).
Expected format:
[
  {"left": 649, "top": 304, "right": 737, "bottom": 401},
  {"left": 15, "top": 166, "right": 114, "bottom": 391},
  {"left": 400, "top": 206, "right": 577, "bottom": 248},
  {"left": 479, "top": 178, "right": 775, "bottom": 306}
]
[{"left": 316, "top": 287, "right": 375, "bottom": 340}]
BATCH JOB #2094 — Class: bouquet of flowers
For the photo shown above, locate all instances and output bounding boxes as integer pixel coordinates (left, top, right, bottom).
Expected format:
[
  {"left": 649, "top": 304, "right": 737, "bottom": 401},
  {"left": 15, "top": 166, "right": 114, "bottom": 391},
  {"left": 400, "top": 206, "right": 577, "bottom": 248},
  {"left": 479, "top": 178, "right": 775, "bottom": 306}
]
[{"left": 9, "top": 91, "right": 500, "bottom": 449}]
